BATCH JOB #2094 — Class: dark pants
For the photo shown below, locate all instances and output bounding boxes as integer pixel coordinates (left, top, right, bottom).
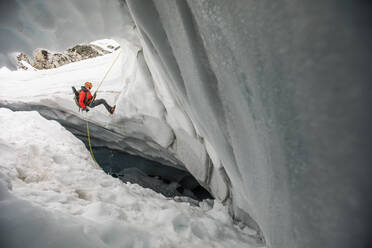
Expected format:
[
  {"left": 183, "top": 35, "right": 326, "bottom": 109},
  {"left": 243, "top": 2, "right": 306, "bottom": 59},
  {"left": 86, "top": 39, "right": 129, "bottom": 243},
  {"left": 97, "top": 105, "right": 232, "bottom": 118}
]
[{"left": 89, "top": 99, "right": 112, "bottom": 112}]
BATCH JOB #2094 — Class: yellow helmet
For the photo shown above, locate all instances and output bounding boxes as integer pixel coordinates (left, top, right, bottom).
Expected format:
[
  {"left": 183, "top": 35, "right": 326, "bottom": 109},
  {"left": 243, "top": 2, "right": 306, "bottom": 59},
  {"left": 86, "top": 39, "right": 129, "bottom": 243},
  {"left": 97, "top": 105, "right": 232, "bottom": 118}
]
[{"left": 85, "top": 82, "right": 92, "bottom": 89}]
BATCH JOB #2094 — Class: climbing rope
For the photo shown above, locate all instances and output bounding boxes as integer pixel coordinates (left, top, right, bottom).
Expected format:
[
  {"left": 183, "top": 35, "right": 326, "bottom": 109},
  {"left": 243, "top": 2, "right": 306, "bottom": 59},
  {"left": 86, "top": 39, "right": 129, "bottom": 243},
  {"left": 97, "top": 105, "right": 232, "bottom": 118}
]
[
  {"left": 85, "top": 50, "right": 122, "bottom": 168},
  {"left": 94, "top": 50, "right": 122, "bottom": 95},
  {"left": 86, "top": 112, "right": 100, "bottom": 168}
]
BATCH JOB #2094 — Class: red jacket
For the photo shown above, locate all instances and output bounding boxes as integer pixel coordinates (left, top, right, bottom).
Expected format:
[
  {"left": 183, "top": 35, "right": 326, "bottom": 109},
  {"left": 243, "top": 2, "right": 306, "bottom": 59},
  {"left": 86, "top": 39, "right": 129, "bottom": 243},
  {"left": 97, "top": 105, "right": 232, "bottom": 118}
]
[{"left": 79, "top": 87, "right": 94, "bottom": 109}]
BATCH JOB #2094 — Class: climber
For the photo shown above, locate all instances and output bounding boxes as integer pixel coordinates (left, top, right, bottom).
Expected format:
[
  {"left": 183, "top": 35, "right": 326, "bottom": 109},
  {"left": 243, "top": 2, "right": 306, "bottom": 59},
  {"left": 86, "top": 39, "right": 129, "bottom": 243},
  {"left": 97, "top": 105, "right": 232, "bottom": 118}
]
[{"left": 76, "top": 81, "right": 116, "bottom": 114}]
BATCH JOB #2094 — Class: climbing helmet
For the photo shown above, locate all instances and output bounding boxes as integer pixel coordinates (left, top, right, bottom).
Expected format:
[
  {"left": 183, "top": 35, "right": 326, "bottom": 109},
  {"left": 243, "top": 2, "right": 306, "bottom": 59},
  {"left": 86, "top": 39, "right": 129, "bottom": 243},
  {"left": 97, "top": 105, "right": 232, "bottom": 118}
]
[{"left": 85, "top": 81, "right": 92, "bottom": 89}]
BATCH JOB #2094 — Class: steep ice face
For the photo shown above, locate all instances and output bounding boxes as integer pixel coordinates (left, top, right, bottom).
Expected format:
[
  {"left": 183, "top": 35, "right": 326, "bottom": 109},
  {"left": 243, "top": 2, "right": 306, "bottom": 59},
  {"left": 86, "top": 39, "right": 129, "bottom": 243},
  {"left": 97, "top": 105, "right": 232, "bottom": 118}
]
[{"left": 126, "top": 1, "right": 372, "bottom": 248}]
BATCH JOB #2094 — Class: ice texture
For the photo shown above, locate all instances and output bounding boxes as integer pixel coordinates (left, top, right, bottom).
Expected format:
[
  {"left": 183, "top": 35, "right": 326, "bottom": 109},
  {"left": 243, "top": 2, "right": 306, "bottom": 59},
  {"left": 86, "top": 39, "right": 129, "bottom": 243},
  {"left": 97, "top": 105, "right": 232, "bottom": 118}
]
[
  {"left": 126, "top": 1, "right": 372, "bottom": 247},
  {"left": 0, "top": 0, "right": 371, "bottom": 247}
]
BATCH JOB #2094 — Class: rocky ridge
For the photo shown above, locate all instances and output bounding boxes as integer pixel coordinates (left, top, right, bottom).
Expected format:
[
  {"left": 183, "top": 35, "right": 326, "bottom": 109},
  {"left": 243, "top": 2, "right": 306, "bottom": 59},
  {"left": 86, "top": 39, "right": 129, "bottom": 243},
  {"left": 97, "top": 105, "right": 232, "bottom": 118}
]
[{"left": 17, "top": 43, "right": 120, "bottom": 70}]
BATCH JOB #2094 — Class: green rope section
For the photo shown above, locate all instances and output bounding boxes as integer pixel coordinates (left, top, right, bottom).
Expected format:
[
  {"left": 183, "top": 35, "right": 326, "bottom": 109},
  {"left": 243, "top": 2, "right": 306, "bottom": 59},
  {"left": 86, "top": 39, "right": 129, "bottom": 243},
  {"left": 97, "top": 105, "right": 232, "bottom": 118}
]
[{"left": 86, "top": 112, "right": 100, "bottom": 168}]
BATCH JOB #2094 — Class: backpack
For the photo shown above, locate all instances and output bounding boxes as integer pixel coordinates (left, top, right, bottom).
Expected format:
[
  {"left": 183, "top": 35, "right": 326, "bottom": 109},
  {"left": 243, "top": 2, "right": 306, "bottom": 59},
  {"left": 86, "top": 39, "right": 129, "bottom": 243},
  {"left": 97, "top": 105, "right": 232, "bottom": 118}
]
[{"left": 72, "top": 86, "right": 89, "bottom": 110}]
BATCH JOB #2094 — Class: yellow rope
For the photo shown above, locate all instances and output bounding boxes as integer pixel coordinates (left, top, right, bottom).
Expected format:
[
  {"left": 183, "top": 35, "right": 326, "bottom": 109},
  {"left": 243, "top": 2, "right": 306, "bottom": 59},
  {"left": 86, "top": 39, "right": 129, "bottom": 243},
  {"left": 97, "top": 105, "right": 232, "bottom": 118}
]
[
  {"left": 94, "top": 50, "right": 122, "bottom": 95},
  {"left": 85, "top": 50, "right": 122, "bottom": 168}
]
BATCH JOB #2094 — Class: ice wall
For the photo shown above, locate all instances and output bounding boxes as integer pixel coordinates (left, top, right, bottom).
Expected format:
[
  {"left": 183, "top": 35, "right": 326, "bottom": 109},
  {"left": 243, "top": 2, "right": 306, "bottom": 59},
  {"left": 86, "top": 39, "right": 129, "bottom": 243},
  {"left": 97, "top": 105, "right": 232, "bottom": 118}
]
[{"left": 126, "top": 1, "right": 372, "bottom": 248}]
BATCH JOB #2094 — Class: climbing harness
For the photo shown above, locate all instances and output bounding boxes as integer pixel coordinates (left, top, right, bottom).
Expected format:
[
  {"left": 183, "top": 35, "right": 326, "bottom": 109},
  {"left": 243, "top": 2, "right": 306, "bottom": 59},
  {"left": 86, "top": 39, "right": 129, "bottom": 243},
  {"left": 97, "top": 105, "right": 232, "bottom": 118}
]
[{"left": 84, "top": 50, "right": 122, "bottom": 167}]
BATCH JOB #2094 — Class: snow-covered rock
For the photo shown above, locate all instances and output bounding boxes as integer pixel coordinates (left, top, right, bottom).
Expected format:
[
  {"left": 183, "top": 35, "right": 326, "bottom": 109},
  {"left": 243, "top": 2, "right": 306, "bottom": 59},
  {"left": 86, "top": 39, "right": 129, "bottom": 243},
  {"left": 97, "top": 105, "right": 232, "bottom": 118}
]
[
  {"left": 16, "top": 53, "right": 31, "bottom": 70},
  {"left": 17, "top": 40, "right": 121, "bottom": 70}
]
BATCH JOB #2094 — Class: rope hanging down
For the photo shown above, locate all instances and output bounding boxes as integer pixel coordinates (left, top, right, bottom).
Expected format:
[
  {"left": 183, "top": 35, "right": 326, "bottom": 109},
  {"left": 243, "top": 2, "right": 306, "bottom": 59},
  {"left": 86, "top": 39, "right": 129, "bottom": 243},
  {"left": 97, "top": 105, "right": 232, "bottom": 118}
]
[
  {"left": 86, "top": 112, "right": 100, "bottom": 168},
  {"left": 86, "top": 50, "right": 122, "bottom": 168}
]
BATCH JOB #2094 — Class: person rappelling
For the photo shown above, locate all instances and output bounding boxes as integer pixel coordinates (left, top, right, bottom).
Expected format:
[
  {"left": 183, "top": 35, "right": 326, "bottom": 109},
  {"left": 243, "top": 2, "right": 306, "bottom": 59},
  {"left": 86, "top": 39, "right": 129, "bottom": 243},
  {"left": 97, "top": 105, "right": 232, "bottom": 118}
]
[
  {"left": 72, "top": 82, "right": 116, "bottom": 114},
  {"left": 72, "top": 50, "right": 121, "bottom": 168}
]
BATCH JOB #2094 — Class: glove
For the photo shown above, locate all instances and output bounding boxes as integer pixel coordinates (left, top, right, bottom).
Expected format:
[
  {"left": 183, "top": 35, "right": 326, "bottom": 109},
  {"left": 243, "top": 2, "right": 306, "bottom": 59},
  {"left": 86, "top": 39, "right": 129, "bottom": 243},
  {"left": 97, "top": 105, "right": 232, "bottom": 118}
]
[{"left": 84, "top": 108, "right": 89, "bottom": 112}]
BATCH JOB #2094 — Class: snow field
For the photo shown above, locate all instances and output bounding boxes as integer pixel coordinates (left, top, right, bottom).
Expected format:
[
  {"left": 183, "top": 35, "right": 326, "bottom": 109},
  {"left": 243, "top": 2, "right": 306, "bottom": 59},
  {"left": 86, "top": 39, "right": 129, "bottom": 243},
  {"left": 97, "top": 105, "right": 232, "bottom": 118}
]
[{"left": 0, "top": 108, "right": 259, "bottom": 248}]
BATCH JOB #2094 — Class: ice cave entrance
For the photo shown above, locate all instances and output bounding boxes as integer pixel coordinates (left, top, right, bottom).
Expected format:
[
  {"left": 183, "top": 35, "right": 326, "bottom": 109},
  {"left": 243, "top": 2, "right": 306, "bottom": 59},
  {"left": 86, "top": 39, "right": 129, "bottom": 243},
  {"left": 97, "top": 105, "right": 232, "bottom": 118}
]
[{"left": 88, "top": 146, "right": 213, "bottom": 202}]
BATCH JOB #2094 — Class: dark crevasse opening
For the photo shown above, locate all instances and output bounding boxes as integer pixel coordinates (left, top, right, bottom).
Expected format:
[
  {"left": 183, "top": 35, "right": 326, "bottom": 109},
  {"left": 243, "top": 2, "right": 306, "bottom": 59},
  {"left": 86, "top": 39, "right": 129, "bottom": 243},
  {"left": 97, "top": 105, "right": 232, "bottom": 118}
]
[{"left": 80, "top": 143, "right": 213, "bottom": 202}]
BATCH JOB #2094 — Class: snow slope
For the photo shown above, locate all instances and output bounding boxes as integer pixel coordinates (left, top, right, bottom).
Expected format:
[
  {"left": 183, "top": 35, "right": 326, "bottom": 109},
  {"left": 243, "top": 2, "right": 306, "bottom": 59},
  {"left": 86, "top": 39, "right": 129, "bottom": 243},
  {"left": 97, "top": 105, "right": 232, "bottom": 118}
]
[{"left": 0, "top": 108, "right": 260, "bottom": 248}]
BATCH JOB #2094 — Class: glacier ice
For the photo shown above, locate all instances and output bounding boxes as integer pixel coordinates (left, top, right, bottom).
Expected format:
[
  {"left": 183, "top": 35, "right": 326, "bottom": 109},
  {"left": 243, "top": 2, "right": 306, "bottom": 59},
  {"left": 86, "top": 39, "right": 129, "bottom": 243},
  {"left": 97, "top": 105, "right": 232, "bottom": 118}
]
[
  {"left": 0, "top": 0, "right": 371, "bottom": 247},
  {"left": 126, "top": 1, "right": 372, "bottom": 247}
]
